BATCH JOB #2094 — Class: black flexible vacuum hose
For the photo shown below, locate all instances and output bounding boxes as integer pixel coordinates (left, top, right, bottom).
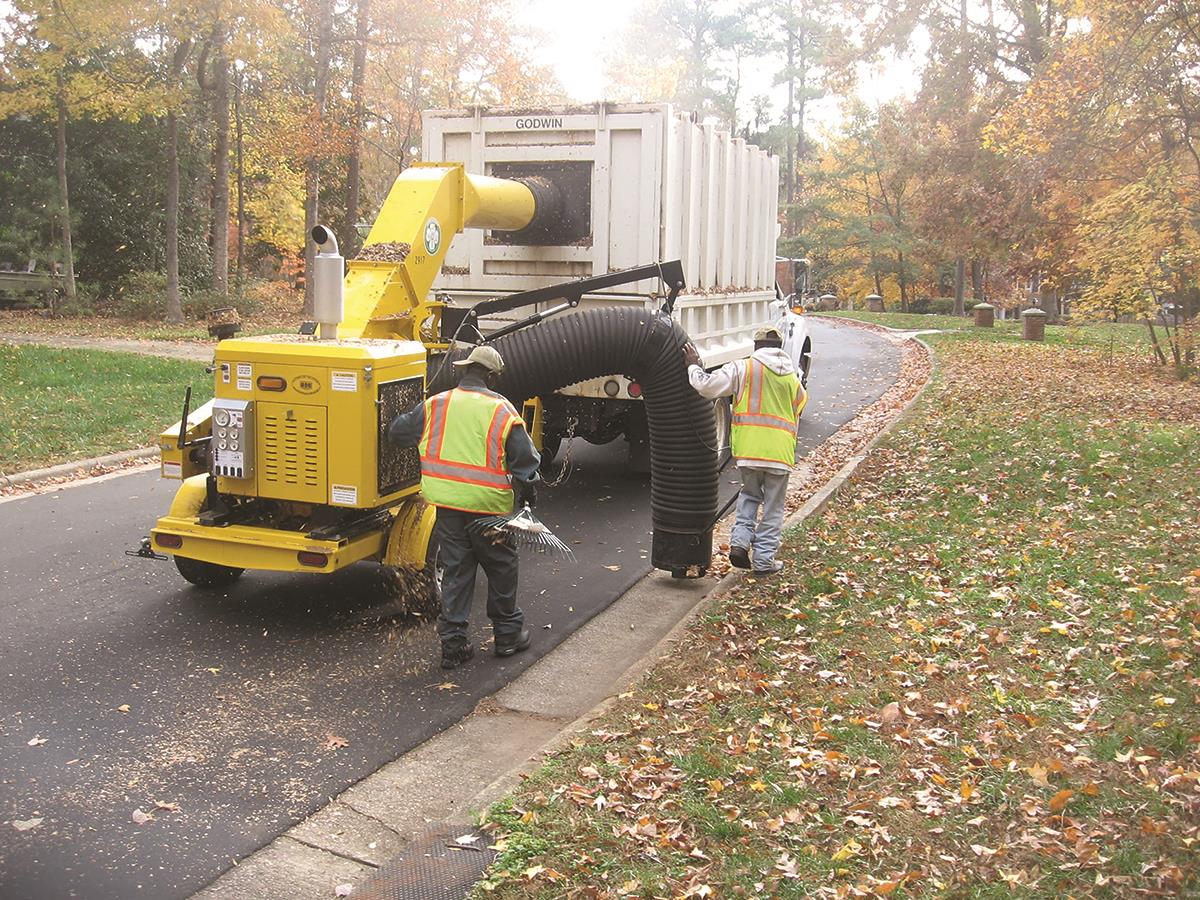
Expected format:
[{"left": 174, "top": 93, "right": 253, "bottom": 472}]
[{"left": 435, "top": 306, "right": 718, "bottom": 574}]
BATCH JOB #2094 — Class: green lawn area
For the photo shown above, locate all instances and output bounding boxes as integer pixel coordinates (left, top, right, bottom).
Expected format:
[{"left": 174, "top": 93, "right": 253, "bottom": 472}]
[
  {"left": 477, "top": 328, "right": 1199, "bottom": 897},
  {"left": 819, "top": 309, "right": 1151, "bottom": 350},
  {"left": 0, "top": 344, "right": 212, "bottom": 472}
]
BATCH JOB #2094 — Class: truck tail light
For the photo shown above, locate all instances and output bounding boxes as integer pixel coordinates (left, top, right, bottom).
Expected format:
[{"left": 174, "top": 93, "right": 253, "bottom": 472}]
[
  {"left": 627, "top": 381, "right": 642, "bottom": 398},
  {"left": 298, "top": 551, "right": 328, "bottom": 567},
  {"left": 156, "top": 533, "right": 183, "bottom": 549}
]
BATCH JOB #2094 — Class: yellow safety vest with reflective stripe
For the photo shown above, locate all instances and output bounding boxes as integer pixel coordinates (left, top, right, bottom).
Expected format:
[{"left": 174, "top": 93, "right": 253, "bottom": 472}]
[
  {"left": 418, "top": 388, "right": 525, "bottom": 514},
  {"left": 731, "top": 359, "right": 804, "bottom": 466}
]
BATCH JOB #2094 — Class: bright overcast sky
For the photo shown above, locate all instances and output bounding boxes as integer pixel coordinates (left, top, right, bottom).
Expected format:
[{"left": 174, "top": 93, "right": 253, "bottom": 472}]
[{"left": 513, "top": 0, "right": 923, "bottom": 136}]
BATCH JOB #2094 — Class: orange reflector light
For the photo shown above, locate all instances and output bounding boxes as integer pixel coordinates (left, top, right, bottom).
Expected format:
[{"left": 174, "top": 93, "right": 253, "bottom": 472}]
[
  {"left": 791, "top": 305, "right": 806, "bottom": 315},
  {"left": 627, "top": 382, "right": 642, "bottom": 398},
  {"left": 156, "top": 533, "right": 183, "bottom": 549},
  {"left": 297, "top": 551, "right": 328, "bottom": 568},
  {"left": 257, "top": 375, "right": 287, "bottom": 391}
]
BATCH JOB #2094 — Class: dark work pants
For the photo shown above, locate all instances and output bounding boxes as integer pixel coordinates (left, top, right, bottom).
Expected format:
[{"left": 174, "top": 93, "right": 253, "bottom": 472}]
[{"left": 434, "top": 507, "right": 524, "bottom": 647}]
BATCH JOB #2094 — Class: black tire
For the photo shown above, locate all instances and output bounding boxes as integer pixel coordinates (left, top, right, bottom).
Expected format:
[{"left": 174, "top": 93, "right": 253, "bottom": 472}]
[
  {"left": 538, "top": 433, "right": 562, "bottom": 473},
  {"left": 422, "top": 537, "right": 444, "bottom": 618},
  {"left": 800, "top": 340, "right": 813, "bottom": 389},
  {"left": 713, "top": 396, "right": 733, "bottom": 469},
  {"left": 174, "top": 555, "right": 244, "bottom": 589}
]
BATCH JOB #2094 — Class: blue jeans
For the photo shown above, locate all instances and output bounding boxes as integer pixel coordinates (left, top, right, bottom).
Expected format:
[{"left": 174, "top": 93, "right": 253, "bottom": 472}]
[{"left": 730, "top": 467, "right": 789, "bottom": 569}]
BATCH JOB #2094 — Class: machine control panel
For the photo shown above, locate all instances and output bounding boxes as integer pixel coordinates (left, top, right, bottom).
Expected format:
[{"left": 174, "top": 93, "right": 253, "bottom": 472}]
[{"left": 212, "top": 398, "right": 254, "bottom": 479}]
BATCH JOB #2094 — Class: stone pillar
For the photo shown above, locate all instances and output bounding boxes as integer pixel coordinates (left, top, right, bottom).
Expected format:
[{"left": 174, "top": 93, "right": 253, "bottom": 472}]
[
  {"left": 973, "top": 302, "right": 995, "bottom": 328},
  {"left": 865, "top": 293, "right": 884, "bottom": 312},
  {"left": 1022, "top": 307, "right": 1047, "bottom": 341},
  {"left": 818, "top": 293, "right": 839, "bottom": 311}
]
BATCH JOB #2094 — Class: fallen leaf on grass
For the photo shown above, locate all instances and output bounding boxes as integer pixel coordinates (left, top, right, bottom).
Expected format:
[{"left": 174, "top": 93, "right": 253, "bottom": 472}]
[
  {"left": 1049, "top": 789, "right": 1073, "bottom": 812},
  {"left": 323, "top": 734, "right": 349, "bottom": 751},
  {"left": 1026, "top": 763, "right": 1051, "bottom": 786}
]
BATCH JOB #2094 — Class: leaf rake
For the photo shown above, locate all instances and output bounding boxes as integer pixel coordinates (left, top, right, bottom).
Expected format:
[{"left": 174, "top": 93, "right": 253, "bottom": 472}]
[{"left": 468, "top": 505, "right": 577, "bottom": 562}]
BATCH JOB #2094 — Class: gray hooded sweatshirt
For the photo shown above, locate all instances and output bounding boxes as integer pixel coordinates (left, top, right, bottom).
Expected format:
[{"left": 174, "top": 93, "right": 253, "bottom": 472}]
[{"left": 687, "top": 347, "right": 800, "bottom": 472}]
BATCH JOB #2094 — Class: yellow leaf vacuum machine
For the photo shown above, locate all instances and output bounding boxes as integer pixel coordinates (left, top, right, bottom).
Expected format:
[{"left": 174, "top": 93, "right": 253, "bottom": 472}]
[{"left": 135, "top": 159, "right": 721, "bottom": 591}]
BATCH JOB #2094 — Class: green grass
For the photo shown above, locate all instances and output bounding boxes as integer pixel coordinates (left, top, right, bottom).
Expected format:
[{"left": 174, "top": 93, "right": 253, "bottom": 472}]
[
  {"left": 476, "top": 329, "right": 1199, "bottom": 898},
  {"left": 0, "top": 344, "right": 212, "bottom": 472},
  {"left": 819, "top": 309, "right": 1151, "bottom": 349}
]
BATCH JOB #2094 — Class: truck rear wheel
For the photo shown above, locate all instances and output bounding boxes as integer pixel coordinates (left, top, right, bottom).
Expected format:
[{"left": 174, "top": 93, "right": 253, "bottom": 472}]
[
  {"left": 714, "top": 397, "right": 733, "bottom": 469},
  {"left": 174, "top": 556, "right": 244, "bottom": 589}
]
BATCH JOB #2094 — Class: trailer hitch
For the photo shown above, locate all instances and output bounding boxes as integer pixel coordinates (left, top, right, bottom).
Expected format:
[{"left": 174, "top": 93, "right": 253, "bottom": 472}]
[{"left": 125, "top": 537, "right": 167, "bottom": 561}]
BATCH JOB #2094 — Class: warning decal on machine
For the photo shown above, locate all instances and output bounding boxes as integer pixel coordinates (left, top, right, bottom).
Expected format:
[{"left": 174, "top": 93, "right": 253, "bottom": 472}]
[
  {"left": 162, "top": 461, "right": 182, "bottom": 478},
  {"left": 331, "top": 484, "right": 358, "bottom": 506},
  {"left": 331, "top": 371, "right": 357, "bottom": 392}
]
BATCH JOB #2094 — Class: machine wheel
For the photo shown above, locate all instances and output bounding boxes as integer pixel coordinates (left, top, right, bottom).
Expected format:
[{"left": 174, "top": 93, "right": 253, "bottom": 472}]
[
  {"left": 421, "top": 537, "right": 444, "bottom": 618},
  {"left": 713, "top": 396, "right": 733, "bottom": 469},
  {"left": 538, "top": 433, "right": 562, "bottom": 472},
  {"left": 174, "top": 556, "right": 244, "bottom": 588},
  {"left": 800, "top": 340, "right": 813, "bottom": 389}
]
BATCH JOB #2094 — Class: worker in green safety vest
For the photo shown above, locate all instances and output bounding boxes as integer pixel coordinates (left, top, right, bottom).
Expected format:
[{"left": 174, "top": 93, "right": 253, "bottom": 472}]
[
  {"left": 684, "top": 326, "right": 806, "bottom": 575},
  {"left": 388, "top": 345, "right": 540, "bottom": 669}
]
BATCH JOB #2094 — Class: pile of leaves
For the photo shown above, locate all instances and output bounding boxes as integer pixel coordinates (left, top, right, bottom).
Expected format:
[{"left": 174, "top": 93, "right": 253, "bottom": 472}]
[{"left": 477, "top": 327, "right": 1199, "bottom": 897}]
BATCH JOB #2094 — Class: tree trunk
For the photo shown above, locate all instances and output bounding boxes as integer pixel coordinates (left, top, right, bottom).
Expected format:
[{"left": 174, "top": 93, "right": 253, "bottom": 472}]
[
  {"left": 303, "top": 0, "right": 334, "bottom": 317},
  {"left": 897, "top": 250, "right": 910, "bottom": 312},
  {"left": 953, "top": 255, "right": 966, "bottom": 315},
  {"left": 783, "top": 24, "right": 795, "bottom": 214},
  {"left": 166, "top": 111, "right": 183, "bottom": 323},
  {"left": 55, "top": 73, "right": 77, "bottom": 306},
  {"left": 1042, "top": 287, "right": 1059, "bottom": 324},
  {"left": 211, "top": 19, "right": 231, "bottom": 296},
  {"left": 344, "top": 0, "right": 371, "bottom": 258},
  {"left": 970, "top": 257, "right": 984, "bottom": 301},
  {"left": 235, "top": 70, "right": 245, "bottom": 287}
]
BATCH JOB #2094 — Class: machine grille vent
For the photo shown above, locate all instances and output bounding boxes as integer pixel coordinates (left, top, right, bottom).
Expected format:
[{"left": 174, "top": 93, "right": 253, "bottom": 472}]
[
  {"left": 262, "top": 409, "right": 323, "bottom": 491},
  {"left": 377, "top": 378, "right": 423, "bottom": 496}
]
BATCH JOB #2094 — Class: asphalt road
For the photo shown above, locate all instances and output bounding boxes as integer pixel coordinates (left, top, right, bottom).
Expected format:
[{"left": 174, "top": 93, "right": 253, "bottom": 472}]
[{"left": 0, "top": 318, "right": 899, "bottom": 899}]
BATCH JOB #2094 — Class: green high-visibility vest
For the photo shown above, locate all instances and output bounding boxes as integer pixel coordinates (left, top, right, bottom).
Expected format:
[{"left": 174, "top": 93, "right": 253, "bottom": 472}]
[
  {"left": 731, "top": 358, "right": 804, "bottom": 466},
  {"left": 418, "top": 387, "right": 525, "bottom": 514}
]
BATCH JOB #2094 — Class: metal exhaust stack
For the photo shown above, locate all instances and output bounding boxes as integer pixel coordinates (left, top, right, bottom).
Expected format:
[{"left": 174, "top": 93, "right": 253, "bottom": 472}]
[{"left": 311, "top": 225, "right": 344, "bottom": 340}]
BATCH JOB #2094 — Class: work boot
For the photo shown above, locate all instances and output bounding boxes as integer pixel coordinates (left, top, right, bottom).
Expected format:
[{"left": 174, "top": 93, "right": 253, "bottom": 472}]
[
  {"left": 494, "top": 629, "right": 531, "bottom": 658},
  {"left": 751, "top": 560, "right": 785, "bottom": 577},
  {"left": 440, "top": 640, "right": 475, "bottom": 670},
  {"left": 728, "top": 545, "right": 751, "bottom": 569}
]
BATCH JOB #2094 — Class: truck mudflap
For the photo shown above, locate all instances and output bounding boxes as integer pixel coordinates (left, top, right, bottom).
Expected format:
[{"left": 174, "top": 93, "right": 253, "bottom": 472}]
[{"left": 150, "top": 517, "right": 385, "bottom": 574}]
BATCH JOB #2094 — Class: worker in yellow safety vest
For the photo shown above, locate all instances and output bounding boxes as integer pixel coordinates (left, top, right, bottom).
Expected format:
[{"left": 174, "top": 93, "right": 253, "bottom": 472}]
[
  {"left": 388, "top": 345, "right": 540, "bottom": 669},
  {"left": 683, "top": 326, "right": 806, "bottom": 575}
]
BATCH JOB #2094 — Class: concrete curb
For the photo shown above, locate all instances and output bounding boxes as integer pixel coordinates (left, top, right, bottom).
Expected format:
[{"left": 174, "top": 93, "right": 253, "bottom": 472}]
[
  {"left": 0, "top": 446, "right": 159, "bottom": 490},
  {"left": 192, "top": 326, "right": 934, "bottom": 899}
]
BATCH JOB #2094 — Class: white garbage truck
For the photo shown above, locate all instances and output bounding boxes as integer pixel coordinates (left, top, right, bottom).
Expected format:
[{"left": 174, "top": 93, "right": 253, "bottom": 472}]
[{"left": 421, "top": 103, "right": 812, "bottom": 468}]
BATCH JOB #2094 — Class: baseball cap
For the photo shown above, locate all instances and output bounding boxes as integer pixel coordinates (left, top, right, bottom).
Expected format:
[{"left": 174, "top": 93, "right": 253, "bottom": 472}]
[
  {"left": 753, "top": 326, "right": 783, "bottom": 342},
  {"left": 452, "top": 345, "right": 505, "bottom": 373}
]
